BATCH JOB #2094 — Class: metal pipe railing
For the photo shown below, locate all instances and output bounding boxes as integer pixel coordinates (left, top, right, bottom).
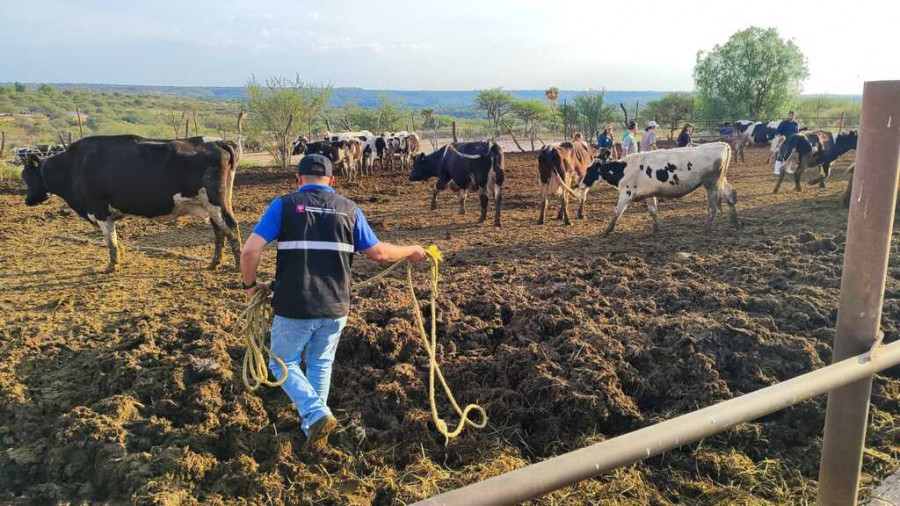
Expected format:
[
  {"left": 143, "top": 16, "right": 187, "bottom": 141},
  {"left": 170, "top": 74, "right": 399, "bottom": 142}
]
[
  {"left": 414, "top": 340, "right": 900, "bottom": 506},
  {"left": 818, "top": 80, "right": 900, "bottom": 505}
]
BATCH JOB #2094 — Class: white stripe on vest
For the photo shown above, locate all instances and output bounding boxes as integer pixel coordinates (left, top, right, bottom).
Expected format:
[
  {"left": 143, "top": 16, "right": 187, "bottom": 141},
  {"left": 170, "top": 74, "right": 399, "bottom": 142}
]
[{"left": 276, "top": 240, "right": 354, "bottom": 253}]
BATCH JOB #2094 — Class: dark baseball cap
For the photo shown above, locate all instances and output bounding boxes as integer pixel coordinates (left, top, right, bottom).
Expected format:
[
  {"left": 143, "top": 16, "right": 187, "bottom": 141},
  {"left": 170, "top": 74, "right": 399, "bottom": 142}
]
[{"left": 298, "top": 154, "right": 333, "bottom": 176}]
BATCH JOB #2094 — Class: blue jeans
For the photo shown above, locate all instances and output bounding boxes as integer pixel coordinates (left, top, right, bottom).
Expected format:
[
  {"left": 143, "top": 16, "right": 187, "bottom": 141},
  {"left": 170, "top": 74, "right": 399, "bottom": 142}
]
[{"left": 269, "top": 315, "right": 347, "bottom": 435}]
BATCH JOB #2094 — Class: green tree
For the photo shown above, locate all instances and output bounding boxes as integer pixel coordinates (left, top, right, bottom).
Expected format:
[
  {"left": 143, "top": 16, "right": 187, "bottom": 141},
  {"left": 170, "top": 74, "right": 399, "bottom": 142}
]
[
  {"left": 693, "top": 27, "right": 808, "bottom": 120},
  {"left": 512, "top": 99, "right": 551, "bottom": 150},
  {"left": 245, "top": 75, "right": 332, "bottom": 170},
  {"left": 573, "top": 89, "right": 617, "bottom": 141},
  {"left": 375, "top": 96, "right": 404, "bottom": 132},
  {"left": 644, "top": 93, "right": 694, "bottom": 139},
  {"left": 474, "top": 88, "right": 514, "bottom": 137},
  {"left": 14, "top": 82, "right": 26, "bottom": 93}
]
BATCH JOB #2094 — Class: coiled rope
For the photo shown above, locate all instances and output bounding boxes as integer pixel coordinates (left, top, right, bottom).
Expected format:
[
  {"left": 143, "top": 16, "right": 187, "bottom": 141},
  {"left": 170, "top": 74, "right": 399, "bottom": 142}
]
[{"left": 237, "top": 245, "right": 487, "bottom": 443}]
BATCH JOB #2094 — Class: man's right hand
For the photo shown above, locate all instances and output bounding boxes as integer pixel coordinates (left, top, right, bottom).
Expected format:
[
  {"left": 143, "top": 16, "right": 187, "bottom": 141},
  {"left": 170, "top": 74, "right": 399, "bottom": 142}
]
[
  {"left": 245, "top": 282, "right": 270, "bottom": 301},
  {"left": 407, "top": 245, "right": 428, "bottom": 263}
]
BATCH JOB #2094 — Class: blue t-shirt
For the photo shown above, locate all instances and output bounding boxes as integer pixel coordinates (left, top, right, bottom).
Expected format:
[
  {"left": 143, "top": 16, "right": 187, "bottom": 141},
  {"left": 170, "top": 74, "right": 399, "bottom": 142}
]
[
  {"left": 597, "top": 133, "right": 614, "bottom": 148},
  {"left": 253, "top": 185, "right": 380, "bottom": 252},
  {"left": 776, "top": 120, "right": 799, "bottom": 137}
]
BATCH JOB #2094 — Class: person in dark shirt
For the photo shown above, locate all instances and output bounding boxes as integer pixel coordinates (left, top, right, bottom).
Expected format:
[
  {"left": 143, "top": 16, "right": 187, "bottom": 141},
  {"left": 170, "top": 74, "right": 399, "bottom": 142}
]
[
  {"left": 240, "top": 154, "right": 426, "bottom": 451},
  {"left": 596, "top": 124, "right": 618, "bottom": 159},
  {"left": 677, "top": 123, "right": 695, "bottom": 148},
  {"left": 776, "top": 111, "right": 799, "bottom": 137}
]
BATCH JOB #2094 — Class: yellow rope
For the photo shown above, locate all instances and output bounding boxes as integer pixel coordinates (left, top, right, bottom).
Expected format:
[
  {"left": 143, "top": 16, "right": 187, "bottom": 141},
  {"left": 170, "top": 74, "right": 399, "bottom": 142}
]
[
  {"left": 237, "top": 245, "right": 488, "bottom": 442},
  {"left": 238, "top": 290, "right": 288, "bottom": 391}
]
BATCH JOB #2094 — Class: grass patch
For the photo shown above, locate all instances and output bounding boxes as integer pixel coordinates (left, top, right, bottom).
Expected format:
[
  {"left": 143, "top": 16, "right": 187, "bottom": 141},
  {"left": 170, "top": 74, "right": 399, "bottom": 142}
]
[{"left": 0, "top": 160, "right": 21, "bottom": 181}]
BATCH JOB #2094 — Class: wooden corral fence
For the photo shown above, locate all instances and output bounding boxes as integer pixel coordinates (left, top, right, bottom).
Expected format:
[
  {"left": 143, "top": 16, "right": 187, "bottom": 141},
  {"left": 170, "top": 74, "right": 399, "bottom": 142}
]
[{"left": 413, "top": 81, "right": 900, "bottom": 506}]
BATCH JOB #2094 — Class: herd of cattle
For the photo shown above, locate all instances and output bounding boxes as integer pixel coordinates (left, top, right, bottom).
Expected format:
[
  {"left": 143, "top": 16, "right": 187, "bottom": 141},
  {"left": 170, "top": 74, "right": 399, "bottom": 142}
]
[{"left": 16, "top": 123, "right": 858, "bottom": 273}]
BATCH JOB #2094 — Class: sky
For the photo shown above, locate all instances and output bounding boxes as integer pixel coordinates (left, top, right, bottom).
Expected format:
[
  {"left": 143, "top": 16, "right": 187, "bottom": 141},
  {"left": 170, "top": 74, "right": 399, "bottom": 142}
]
[{"left": 0, "top": 0, "right": 892, "bottom": 94}]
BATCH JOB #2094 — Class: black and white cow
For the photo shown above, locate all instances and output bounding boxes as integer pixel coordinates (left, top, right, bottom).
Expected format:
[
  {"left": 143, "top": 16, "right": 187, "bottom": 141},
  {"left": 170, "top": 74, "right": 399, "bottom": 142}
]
[
  {"left": 579, "top": 142, "right": 738, "bottom": 235},
  {"left": 732, "top": 121, "right": 780, "bottom": 163},
  {"left": 409, "top": 141, "right": 505, "bottom": 227},
  {"left": 21, "top": 135, "right": 241, "bottom": 273},
  {"left": 772, "top": 130, "right": 858, "bottom": 193}
]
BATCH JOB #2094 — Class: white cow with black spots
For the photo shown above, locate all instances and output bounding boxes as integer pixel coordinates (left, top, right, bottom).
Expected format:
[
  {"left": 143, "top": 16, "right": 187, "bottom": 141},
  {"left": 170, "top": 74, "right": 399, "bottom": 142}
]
[{"left": 578, "top": 142, "right": 738, "bottom": 236}]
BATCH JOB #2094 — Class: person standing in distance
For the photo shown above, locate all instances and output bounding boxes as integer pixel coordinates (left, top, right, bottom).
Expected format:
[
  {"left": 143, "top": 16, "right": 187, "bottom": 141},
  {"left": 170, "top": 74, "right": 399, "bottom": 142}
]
[
  {"left": 240, "top": 153, "right": 426, "bottom": 451},
  {"left": 621, "top": 121, "right": 639, "bottom": 156},
  {"left": 640, "top": 121, "right": 660, "bottom": 152}
]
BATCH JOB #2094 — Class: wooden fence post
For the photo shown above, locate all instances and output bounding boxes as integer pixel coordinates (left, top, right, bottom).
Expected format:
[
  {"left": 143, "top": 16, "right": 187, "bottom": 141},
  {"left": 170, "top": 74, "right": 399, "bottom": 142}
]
[
  {"left": 838, "top": 112, "right": 845, "bottom": 134},
  {"left": 184, "top": 118, "right": 189, "bottom": 139},
  {"left": 192, "top": 110, "right": 199, "bottom": 137},
  {"left": 75, "top": 106, "right": 84, "bottom": 139},
  {"left": 0, "top": 131, "right": 6, "bottom": 157},
  {"left": 451, "top": 122, "right": 458, "bottom": 143}
]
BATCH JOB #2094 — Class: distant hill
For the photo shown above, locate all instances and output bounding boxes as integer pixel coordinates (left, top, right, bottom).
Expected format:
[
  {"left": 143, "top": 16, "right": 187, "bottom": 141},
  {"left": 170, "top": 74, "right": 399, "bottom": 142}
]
[
  {"left": 5, "top": 83, "right": 862, "bottom": 118},
  {"left": 10, "top": 83, "right": 673, "bottom": 114}
]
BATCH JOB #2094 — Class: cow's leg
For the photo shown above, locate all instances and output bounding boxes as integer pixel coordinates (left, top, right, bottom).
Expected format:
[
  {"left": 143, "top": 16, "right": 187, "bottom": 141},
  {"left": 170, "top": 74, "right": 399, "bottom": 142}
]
[
  {"left": 98, "top": 218, "right": 120, "bottom": 274},
  {"left": 720, "top": 182, "right": 740, "bottom": 228},
  {"left": 646, "top": 197, "right": 661, "bottom": 233},
  {"left": 209, "top": 218, "right": 225, "bottom": 270},
  {"left": 493, "top": 185, "right": 502, "bottom": 228},
  {"left": 538, "top": 184, "right": 549, "bottom": 225},
  {"left": 431, "top": 188, "right": 441, "bottom": 211},
  {"left": 794, "top": 167, "right": 804, "bottom": 192},
  {"left": 705, "top": 188, "right": 720, "bottom": 229},
  {"left": 577, "top": 186, "right": 590, "bottom": 219},
  {"left": 478, "top": 187, "right": 489, "bottom": 223},
  {"left": 819, "top": 163, "right": 832, "bottom": 188},
  {"left": 458, "top": 190, "right": 468, "bottom": 215},
  {"left": 559, "top": 191, "right": 572, "bottom": 226},
  {"left": 226, "top": 212, "right": 243, "bottom": 269},
  {"left": 773, "top": 168, "right": 787, "bottom": 194},
  {"left": 603, "top": 193, "right": 631, "bottom": 237}
]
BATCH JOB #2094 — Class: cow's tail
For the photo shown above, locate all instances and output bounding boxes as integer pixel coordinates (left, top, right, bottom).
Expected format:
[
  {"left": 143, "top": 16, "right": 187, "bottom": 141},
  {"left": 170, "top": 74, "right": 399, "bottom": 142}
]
[
  {"left": 218, "top": 141, "right": 239, "bottom": 228},
  {"left": 547, "top": 147, "right": 580, "bottom": 200}
]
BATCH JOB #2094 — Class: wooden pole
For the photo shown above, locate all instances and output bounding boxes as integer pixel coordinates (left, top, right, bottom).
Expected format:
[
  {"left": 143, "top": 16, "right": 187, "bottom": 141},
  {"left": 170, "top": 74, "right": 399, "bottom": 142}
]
[
  {"left": 75, "top": 106, "right": 84, "bottom": 139},
  {"left": 838, "top": 111, "right": 845, "bottom": 134},
  {"left": 451, "top": 121, "right": 458, "bottom": 143},
  {"left": 236, "top": 111, "right": 244, "bottom": 161},
  {"left": 282, "top": 113, "right": 294, "bottom": 169},
  {"left": 503, "top": 122, "right": 526, "bottom": 152},
  {"left": 192, "top": 110, "right": 199, "bottom": 137},
  {"left": 58, "top": 134, "right": 67, "bottom": 149},
  {"left": 0, "top": 131, "right": 6, "bottom": 157},
  {"left": 67, "top": 132, "right": 73, "bottom": 146},
  {"left": 410, "top": 112, "right": 417, "bottom": 133},
  {"left": 818, "top": 80, "right": 900, "bottom": 506},
  {"left": 184, "top": 118, "right": 190, "bottom": 139}
]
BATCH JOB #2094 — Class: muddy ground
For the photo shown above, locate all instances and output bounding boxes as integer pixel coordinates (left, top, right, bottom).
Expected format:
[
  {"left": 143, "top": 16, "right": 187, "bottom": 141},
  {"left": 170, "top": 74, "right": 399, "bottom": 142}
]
[{"left": 1, "top": 147, "right": 897, "bottom": 505}]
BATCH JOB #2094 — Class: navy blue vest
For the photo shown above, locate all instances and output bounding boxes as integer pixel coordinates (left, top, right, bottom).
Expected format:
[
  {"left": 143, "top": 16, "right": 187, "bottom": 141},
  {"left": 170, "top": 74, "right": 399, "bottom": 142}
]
[{"left": 272, "top": 189, "right": 358, "bottom": 319}]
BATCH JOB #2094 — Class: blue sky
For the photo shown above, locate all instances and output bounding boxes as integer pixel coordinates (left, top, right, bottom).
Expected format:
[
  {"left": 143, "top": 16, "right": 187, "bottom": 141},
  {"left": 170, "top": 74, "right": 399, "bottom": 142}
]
[{"left": 0, "top": 0, "right": 890, "bottom": 94}]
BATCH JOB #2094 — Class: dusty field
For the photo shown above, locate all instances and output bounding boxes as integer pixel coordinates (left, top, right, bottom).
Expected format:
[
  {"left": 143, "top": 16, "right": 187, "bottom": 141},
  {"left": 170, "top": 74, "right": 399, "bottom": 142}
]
[{"left": 1, "top": 146, "right": 897, "bottom": 505}]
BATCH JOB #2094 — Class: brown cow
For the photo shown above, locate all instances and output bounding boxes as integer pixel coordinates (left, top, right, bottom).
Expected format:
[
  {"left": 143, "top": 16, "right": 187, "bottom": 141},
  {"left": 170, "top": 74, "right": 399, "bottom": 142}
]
[{"left": 537, "top": 141, "right": 593, "bottom": 225}]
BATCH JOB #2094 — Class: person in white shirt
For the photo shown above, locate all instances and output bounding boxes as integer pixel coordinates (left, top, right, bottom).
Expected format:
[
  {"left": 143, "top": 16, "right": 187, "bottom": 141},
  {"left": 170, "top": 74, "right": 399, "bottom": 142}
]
[{"left": 641, "top": 121, "right": 659, "bottom": 152}]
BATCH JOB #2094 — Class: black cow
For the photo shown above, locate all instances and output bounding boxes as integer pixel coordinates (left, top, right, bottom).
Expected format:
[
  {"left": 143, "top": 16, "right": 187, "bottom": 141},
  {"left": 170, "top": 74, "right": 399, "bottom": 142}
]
[
  {"left": 21, "top": 135, "right": 241, "bottom": 273},
  {"left": 409, "top": 141, "right": 505, "bottom": 227},
  {"left": 291, "top": 136, "right": 309, "bottom": 156},
  {"left": 773, "top": 130, "right": 857, "bottom": 193}
]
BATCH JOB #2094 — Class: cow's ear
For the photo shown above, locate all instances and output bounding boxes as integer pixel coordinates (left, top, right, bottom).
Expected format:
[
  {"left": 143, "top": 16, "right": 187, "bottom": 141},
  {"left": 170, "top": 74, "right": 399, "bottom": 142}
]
[{"left": 27, "top": 154, "right": 41, "bottom": 168}]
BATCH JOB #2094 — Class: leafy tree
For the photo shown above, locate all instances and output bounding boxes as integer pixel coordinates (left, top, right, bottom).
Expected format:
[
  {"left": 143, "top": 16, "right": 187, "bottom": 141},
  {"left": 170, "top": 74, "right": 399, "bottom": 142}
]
[
  {"left": 245, "top": 75, "right": 332, "bottom": 169},
  {"left": 512, "top": 99, "right": 551, "bottom": 150},
  {"left": 644, "top": 93, "right": 694, "bottom": 139},
  {"left": 557, "top": 102, "right": 577, "bottom": 140},
  {"left": 474, "top": 88, "right": 514, "bottom": 137},
  {"left": 38, "top": 84, "right": 56, "bottom": 97},
  {"left": 573, "top": 90, "right": 617, "bottom": 141},
  {"left": 693, "top": 27, "right": 808, "bottom": 120},
  {"left": 14, "top": 82, "right": 26, "bottom": 93}
]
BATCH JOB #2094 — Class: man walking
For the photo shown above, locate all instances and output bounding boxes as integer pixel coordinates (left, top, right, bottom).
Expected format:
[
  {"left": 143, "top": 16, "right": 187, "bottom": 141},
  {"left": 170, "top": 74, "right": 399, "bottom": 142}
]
[
  {"left": 240, "top": 154, "right": 426, "bottom": 451},
  {"left": 776, "top": 110, "right": 799, "bottom": 138}
]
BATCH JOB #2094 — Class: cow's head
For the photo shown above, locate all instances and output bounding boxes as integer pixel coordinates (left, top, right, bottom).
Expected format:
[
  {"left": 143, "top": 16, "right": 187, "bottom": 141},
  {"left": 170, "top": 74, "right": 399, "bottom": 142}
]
[
  {"left": 582, "top": 159, "right": 627, "bottom": 188},
  {"left": 835, "top": 130, "right": 858, "bottom": 154},
  {"left": 409, "top": 153, "right": 438, "bottom": 181},
  {"left": 597, "top": 148, "right": 613, "bottom": 162},
  {"left": 22, "top": 154, "right": 50, "bottom": 206}
]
